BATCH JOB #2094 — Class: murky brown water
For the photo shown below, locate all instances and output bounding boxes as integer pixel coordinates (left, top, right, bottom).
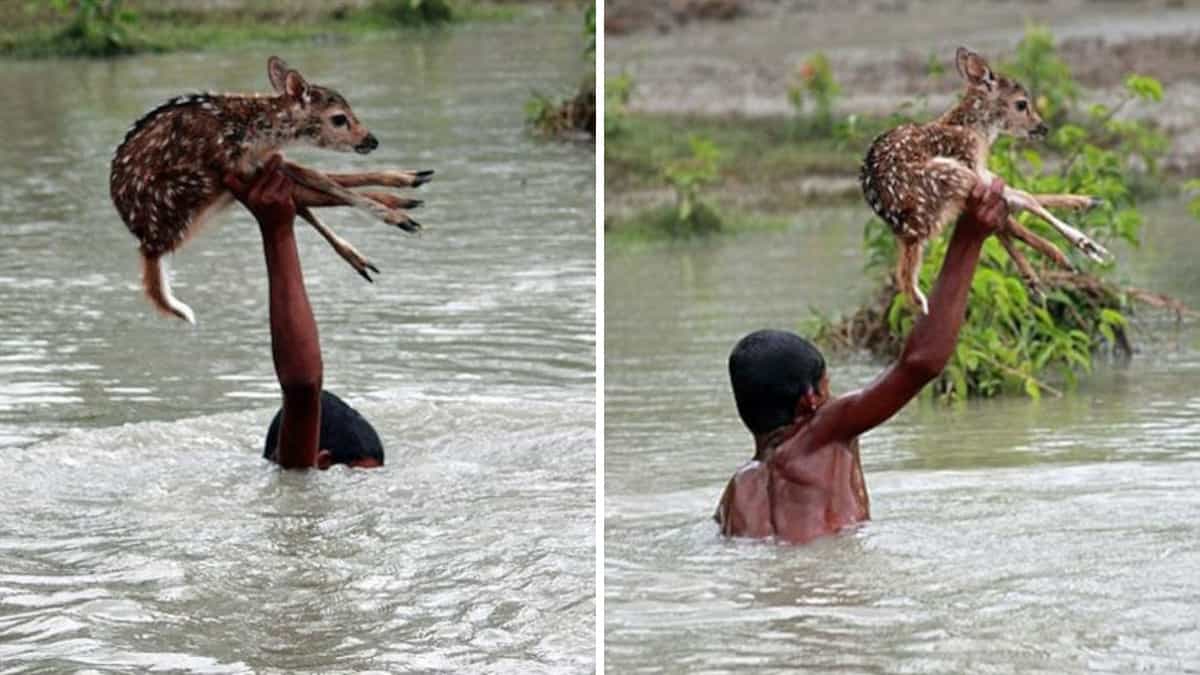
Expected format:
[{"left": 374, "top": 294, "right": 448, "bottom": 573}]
[
  {"left": 0, "top": 15, "right": 595, "bottom": 674},
  {"left": 605, "top": 201, "right": 1200, "bottom": 672}
]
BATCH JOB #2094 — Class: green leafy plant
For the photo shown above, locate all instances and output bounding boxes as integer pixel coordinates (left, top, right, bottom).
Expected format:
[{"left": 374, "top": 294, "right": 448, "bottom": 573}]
[
  {"left": 605, "top": 73, "right": 634, "bottom": 138},
  {"left": 32, "top": 0, "right": 146, "bottom": 57},
  {"left": 816, "top": 27, "right": 1183, "bottom": 402},
  {"left": 366, "top": 0, "right": 454, "bottom": 25},
  {"left": 661, "top": 135, "right": 723, "bottom": 235},
  {"left": 787, "top": 52, "right": 841, "bottom": 137},
  {"left": 1185, "top": 179, "right": 1200, "bottom": 222},
  {"left": 583, "top": 2, "right": 595, "bottom": 59},
  {"left": 524, "top": 6, "right": 596, "bottom": 139}
]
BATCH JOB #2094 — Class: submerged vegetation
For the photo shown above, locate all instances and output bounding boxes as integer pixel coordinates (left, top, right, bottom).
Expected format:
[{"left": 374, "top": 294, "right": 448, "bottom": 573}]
[
  {"left": 526, "top": 3, "right": 596, "bottom": 139},
  {"left": 0, "top": 0, "right": 525, "bottom": 59}
]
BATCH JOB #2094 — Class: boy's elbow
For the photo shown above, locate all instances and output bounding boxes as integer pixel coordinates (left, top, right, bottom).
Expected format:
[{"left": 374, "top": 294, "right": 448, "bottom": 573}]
[
  {"left": 280, "top": 375, "right": 322, "bottom": 401},
  {"left": 900, "top": 351, "right": 946, "bottom": 384}
]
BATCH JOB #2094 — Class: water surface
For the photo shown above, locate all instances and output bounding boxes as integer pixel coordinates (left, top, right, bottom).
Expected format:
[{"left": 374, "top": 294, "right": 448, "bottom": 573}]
[
  {"left": 0, "top": 15, "right": 594, "bottom": 673},
  {"left": 605, "top": 202, "right": 1200, "bottom": 673}
]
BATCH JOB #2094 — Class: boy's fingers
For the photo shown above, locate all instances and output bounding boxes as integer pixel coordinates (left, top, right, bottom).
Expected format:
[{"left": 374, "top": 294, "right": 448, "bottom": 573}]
[{"left": 223, "top": 172, "right": 247, "bottom": 195}]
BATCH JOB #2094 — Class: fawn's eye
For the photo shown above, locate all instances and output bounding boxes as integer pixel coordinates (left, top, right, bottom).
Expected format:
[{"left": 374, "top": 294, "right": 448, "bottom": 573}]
[
  {"left": 331, "top": 114, "right": 349, "bottom": 127},
  {"left": 1015, "top": 100, "right": 1028, "bottom": 112}
]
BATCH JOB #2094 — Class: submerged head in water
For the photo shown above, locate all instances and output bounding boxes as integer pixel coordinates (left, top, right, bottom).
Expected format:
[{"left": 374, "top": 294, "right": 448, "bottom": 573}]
[
  {"left": 729, "top": 329, "right": 830, "bottom": 438},
  {"left": 264, "top": 390, "right": 384, "bottom": 469}
]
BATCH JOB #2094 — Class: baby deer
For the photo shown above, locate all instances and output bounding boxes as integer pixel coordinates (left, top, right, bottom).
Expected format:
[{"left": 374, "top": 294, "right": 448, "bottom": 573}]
[
  {"left": 860, "top": 46, "right": 1110, "bottom": 314},
  {"left": 111, "top": 56, "right": 432, "bottom": 324}
]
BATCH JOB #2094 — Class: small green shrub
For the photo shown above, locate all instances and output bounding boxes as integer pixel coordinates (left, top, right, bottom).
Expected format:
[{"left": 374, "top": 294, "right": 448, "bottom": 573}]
[
  {"left": 16, "top": 0, "right": 153, "bottom": 58},
  {"left": 1186, "top": 179, "right": 1200, "bottom": 222},
  {"left": 604, "top": 73, "right": 634, "bottom": 138},
  {"left": 787, "top": 52, "right": 841, "bottom": 137},
  {"left": 365, "top": 0, "right": 454, "bottom": 25},
  {"left": 662, "top": 135, "right": 723, "bottom": 235},
  {"left": 525, "top": 81, "right": 595, "bottom": 138}
]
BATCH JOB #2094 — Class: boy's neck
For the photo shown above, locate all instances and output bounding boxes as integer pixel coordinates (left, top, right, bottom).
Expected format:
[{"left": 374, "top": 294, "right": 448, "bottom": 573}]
[{"left": 753, "top": 420, "right": 806, "bottom": 461}]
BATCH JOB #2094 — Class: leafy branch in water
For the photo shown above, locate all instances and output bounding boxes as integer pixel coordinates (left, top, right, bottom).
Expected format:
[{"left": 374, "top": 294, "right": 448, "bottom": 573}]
[{"left": 815, "top": 25, "right": 1185, "bottom": 402}]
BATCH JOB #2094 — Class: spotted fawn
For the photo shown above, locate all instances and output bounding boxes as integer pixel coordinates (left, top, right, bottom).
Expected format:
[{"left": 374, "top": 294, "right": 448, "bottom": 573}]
[
  {"left": 111, "top": 56, "right": 433, "bottom": 324},
  {"left": 861, "top": 46, "right": 1109, "bottom": 314}
]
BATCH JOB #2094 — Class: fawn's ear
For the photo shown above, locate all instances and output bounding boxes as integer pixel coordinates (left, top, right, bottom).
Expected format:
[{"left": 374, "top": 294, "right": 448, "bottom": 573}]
[
  {"left": 284, "top": 69, "right": 310, "bottom": 102},
  {"left": 955, "top": 47, "right": 995, "bottom": 90},
  {"left": 267, "top": 56, "right": 291, "bottom": 93}
]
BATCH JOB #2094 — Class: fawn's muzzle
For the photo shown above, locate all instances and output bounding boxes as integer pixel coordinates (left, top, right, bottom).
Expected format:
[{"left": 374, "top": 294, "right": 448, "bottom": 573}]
[
  {"left": 1032, "top": 123, "right": 1049, "bottom": 139},
  {"left": 355, "top": 134, "right": 379, "bottom": 154}
]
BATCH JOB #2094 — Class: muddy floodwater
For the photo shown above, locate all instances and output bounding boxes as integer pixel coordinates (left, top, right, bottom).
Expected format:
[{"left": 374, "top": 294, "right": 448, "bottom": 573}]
[
  {"left": 605, "top": 201, "right": 1200, "bottom": 672},
  {"left": 0, "top": 15, "right": 594, "bottom": 674}
]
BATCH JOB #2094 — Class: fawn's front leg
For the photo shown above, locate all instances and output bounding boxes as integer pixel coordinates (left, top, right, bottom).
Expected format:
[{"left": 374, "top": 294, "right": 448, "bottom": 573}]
[
  {"left": 322, "top": 169, "right": 435, "bottom": 189},
  {"left": 281, "top": 161, "right": 422, "bottom": 232},
  {"left": 1029, "top": 194, "right": 1103, "bottom": 211},
  {"left": 1002, "top": 188, "right": 1110, "bottom": 263}
]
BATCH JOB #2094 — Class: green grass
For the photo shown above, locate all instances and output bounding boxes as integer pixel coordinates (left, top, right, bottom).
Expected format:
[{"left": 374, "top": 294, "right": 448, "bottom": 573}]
[
  {"left": 0, "top": 1, "right": 527, "bottom": 59},
  {"left": 606, "top": 113, "right": 867, "bottom": 195},
  {"left": 605, "top": 203, "right": 793, "bottom": 248}
]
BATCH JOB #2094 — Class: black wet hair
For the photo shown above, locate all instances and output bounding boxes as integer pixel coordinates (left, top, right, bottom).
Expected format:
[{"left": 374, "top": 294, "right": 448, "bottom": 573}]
[
  {"left": 264, "top": 390, "right": 384, "bottom": 466},
  {"left": 728, "top": 329, "right": 826, "bottom": 435}
]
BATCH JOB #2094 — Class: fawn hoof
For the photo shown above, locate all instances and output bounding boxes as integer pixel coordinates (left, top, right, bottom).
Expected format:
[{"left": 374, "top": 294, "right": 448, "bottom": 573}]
[
  {"left": 1087, "top": 197, "right": 1104, "bottom": 210},
  {"left": 404, "top": 198, "right": 425, "bottom": 210},
  {"left": 393, "top": 217, "right": 422, "bottom": 233},
  {"left": 413, "top": 170, "right": 435, "bottom": 187}
]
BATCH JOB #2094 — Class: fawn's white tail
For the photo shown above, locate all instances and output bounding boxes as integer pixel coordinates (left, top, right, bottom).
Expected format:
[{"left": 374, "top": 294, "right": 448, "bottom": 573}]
[{"left": 141, "top": 254, "right": 196, "bottom": 325}]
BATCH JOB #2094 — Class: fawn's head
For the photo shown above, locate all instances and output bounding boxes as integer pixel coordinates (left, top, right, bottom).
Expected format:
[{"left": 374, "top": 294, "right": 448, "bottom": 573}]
[
  {"left": 955, "top": 47, "right": 1048, "bottom": 142},
  {"left": 267, "top": 56, "right": 379, "bottom": 155}
]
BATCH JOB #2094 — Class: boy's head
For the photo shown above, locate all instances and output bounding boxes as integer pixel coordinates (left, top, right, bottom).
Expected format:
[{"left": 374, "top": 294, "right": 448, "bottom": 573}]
[
  {"left": 264, "top": 390, "right": 385, "bottom": 468},
  {"left": 729, "top": 329, "right": 828, "bottom": 435}
]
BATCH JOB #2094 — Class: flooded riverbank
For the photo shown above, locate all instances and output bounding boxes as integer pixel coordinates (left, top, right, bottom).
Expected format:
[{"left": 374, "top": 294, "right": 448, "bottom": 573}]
[
  {"left": 604, "top": 199, "right": 1200, "bottom": 671},
  {"left": 0, "top": 16, "right": 595, "bottom": 673}
]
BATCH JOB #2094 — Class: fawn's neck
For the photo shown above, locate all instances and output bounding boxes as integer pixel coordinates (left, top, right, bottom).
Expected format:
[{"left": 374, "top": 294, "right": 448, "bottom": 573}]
[
  {"left": 936, "top": 90, "right": 999, "bottom": 146},
  {"left": 224, "top": 95, "right": 309, "bottom": 155}
]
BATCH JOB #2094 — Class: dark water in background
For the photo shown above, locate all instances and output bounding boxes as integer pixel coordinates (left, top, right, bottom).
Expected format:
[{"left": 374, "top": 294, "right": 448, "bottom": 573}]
[
  {"left": 0, "top": 15, "right": 595, "bottom": 674},
  {"left": 605, "top": 202, "right": 1200, "bottom": 673}
]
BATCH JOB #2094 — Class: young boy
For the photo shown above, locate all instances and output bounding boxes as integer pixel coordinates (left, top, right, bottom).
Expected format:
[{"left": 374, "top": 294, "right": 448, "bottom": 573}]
[{"left": 715, "top": 178, "right": 1009, "bottom": 544}]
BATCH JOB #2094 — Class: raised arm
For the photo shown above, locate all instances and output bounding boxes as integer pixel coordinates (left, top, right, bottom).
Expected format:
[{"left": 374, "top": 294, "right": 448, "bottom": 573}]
[
  {"left": 815, "top": 178, "right": 1008, "bottom": 441},
  {"left": 224, "top": 156, "right": 322, "bottom": 469}
]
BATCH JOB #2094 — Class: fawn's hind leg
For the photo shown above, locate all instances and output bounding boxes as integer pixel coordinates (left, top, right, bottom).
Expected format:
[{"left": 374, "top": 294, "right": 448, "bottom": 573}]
[
  {"left": 896, "top": 238, "right": 928, "bottom": 315},
  {"left": 998, "top": 231, "right": 1043, "bottom": 297},
  {"left": 296, "top": 206, "right": 380, "bottom": 282},
  {"left": 1005, "top": 217, "right": 1075, "bottom": 272}
]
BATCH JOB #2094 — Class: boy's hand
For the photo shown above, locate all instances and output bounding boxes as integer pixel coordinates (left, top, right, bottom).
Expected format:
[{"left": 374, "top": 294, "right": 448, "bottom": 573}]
[
  {"left": 959, "top": 177, "right": 1007, "bottom": 239},
  {"left": 223, "top": 155, "right": 296, "bottom": 229}
]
